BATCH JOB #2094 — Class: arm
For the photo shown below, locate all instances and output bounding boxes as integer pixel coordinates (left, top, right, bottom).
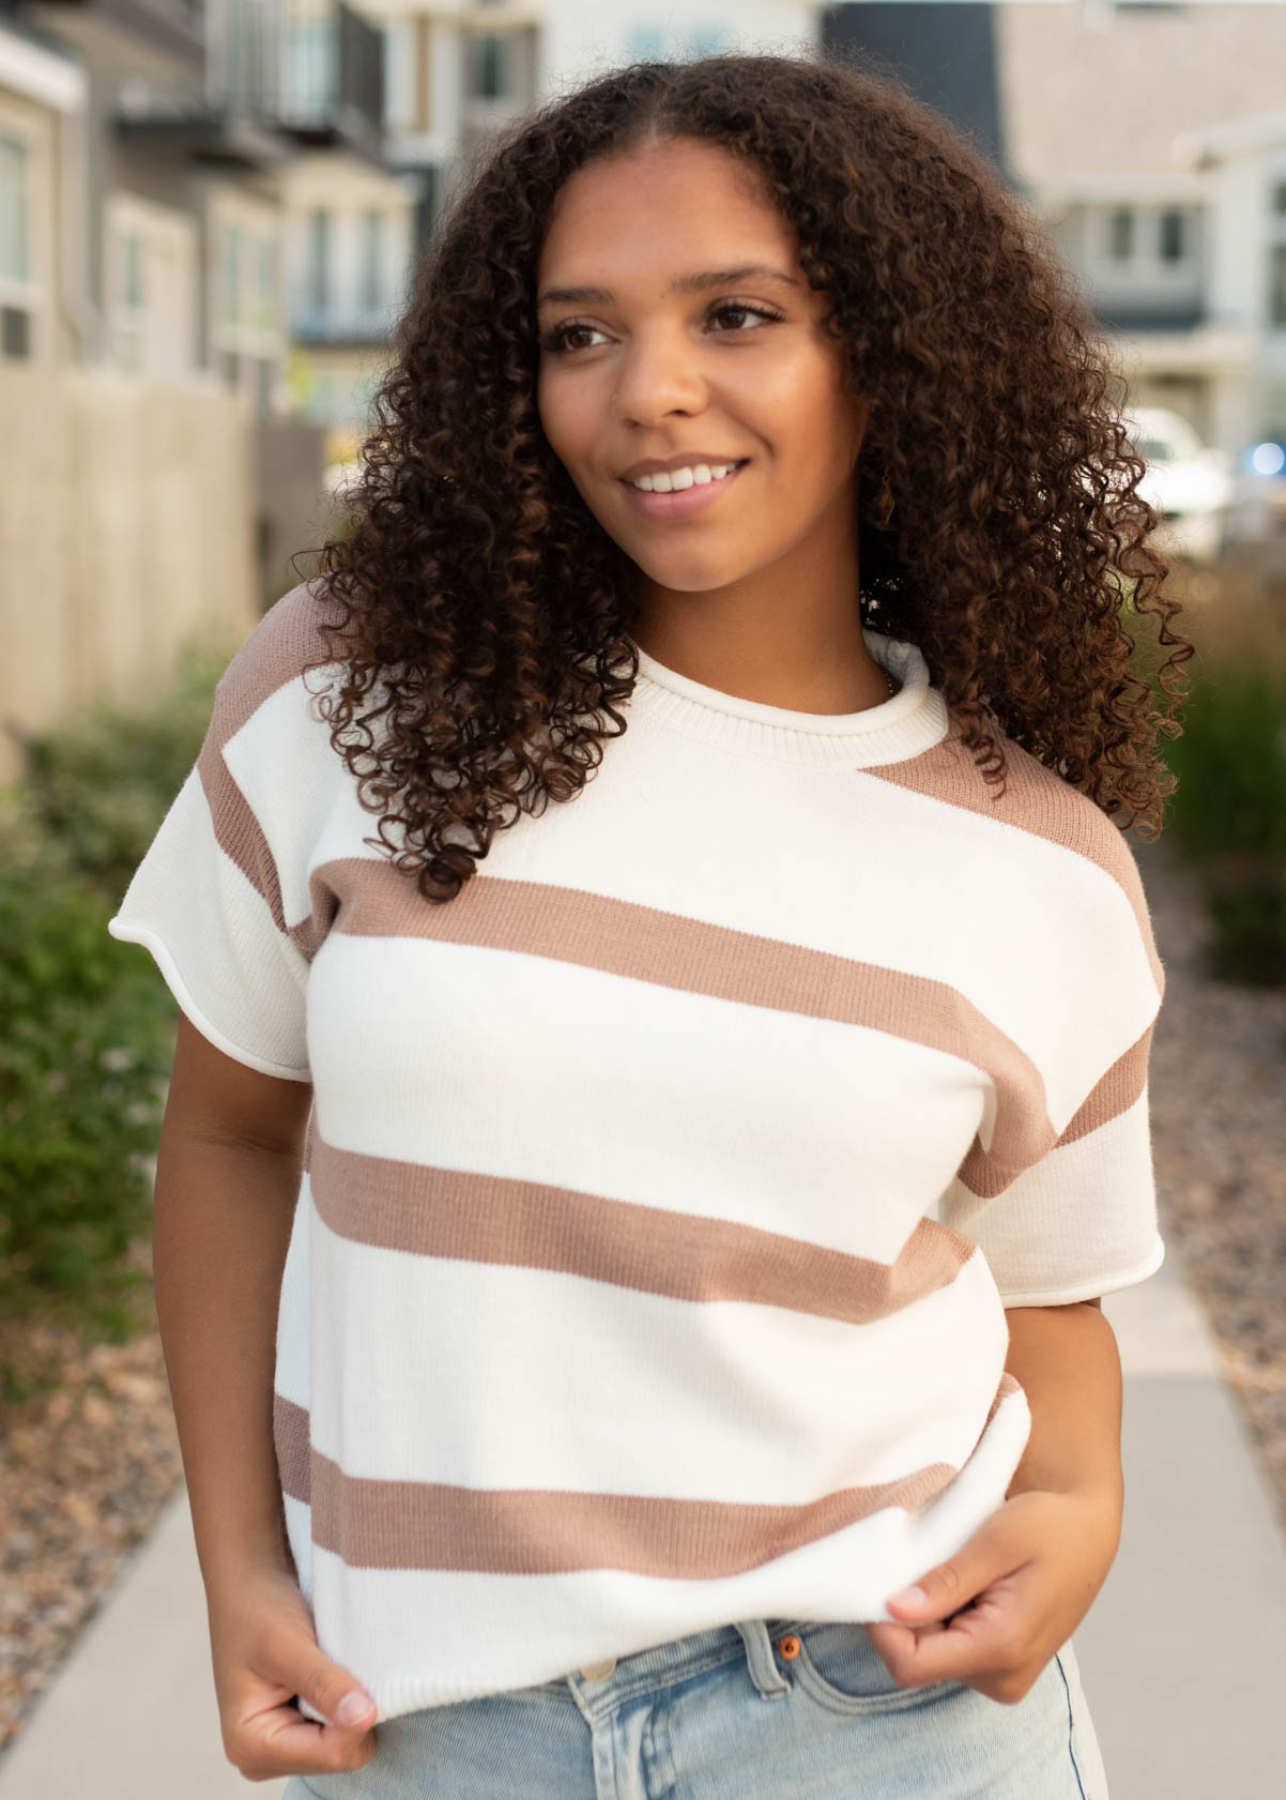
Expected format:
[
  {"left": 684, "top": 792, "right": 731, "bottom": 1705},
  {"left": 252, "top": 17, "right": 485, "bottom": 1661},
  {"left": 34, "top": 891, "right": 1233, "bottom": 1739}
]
[
  {"left": 870, "top": 1295, "right": 1125, "bottom": 1702},
  {"left": 153, "top": 1012, "right": 378, "bottom": 1779},
  {"left": 1001, "top": 1297, "right": 1124, "bottom": 1513},
  {"left": 153, "top": 1012, "right": 310, "bottom": 1588}
]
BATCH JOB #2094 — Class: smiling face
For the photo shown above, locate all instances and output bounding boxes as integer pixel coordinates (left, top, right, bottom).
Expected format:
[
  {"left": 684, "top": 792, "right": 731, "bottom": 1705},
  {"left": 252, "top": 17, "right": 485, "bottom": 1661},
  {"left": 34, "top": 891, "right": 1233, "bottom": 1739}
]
[{"left": 534, "top": 134, "right": 872, "bottom": 615}]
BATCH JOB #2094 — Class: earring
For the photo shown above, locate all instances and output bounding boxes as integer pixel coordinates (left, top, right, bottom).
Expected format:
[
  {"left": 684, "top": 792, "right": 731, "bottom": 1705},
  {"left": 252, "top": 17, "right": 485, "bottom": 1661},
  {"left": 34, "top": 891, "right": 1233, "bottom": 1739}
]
[{"left": 875, "top": 472, "right": 895, "bottom": 529}]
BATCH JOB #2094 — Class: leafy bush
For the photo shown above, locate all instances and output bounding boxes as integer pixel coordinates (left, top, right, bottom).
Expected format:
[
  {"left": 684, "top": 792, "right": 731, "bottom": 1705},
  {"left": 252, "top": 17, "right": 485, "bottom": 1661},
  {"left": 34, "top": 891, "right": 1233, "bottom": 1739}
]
[
  {"left": 1157, "top": 612, "right": 1286, "bottom": 987},
  {"left": 20, "top": 636, "right": 235, "bottom": 901},
  {"left": 1, "top": 638, "right": 233, "bottom": 1335},
  {"left": 0, "top": 790, "right": 178, "bottom": 1333}
]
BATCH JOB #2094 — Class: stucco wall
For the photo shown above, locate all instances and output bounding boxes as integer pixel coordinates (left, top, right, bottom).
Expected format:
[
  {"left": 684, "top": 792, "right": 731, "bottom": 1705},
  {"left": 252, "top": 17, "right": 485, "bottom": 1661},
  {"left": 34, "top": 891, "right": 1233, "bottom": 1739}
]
[{"left": 0, "top": 365, "right": 258, "bottom": 786}]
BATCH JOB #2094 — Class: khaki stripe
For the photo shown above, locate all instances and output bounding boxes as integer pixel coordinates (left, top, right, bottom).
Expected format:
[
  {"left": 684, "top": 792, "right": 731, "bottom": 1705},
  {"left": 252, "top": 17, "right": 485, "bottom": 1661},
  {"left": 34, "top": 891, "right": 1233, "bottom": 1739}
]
[
  {"left": 318, "top": 856, "right": 1060, "bottom": 1177},
  {"left": 954, "top": 1021, "right": 1153, "bottom": 1197},
  {"left": 1057, "top": 1023, "right": 1152, "bottom": 1146},
  {"left": 309, "top": 1131, "right": 979, "bottom": 1325},
  {"left": 275, "top": 1394, "right": 312, "bottom": 1504},
  {"left": 273, "top": 1376, "right": 1024, "bottom": 1575},
  {"left": 197, "top": 580, "right": 343, "bottom": 956},
  {"left": 868, "top": 720, "right": 1166, "bottom": 999}
]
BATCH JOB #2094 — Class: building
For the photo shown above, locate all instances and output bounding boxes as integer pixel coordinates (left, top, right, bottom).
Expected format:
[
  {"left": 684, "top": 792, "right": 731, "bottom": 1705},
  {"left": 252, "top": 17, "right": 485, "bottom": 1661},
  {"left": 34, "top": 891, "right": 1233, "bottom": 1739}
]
[
  {"left": 824, "top": 1, "right": 1286, "bottom": 458},
  {"left": 22, "top": 0, "right": 292, "bottom": 404},
  {"left": 0, "top": 3, "right": 87, "bottom": 368},
  {"left": 276, "top": 0, "right": 420, "bottom": 443},
  {"left": 993, "top": 0, "right": 1286, "bottom": 456}
]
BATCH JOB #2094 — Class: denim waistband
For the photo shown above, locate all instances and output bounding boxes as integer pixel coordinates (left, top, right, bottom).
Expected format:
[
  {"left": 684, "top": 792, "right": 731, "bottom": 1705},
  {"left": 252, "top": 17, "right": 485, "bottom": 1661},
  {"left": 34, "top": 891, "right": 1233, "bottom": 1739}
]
[{"left": 536, "top": 1618, "right": 815, "bottom": 1719}]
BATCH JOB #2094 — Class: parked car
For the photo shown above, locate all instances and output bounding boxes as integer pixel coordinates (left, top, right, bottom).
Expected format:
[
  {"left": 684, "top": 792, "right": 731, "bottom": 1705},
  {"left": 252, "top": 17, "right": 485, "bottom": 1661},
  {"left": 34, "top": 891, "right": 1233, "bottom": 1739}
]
[{"left": 1123, "top": 406, "right": 1234, "bottom": 564}]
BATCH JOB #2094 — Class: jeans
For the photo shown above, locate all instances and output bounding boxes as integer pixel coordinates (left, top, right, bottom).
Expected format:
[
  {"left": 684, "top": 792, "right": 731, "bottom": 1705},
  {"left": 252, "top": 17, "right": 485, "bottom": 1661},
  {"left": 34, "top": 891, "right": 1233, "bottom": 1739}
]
[{"left": 286, "top": 1615, "right": 1109, "bottom": 1799}]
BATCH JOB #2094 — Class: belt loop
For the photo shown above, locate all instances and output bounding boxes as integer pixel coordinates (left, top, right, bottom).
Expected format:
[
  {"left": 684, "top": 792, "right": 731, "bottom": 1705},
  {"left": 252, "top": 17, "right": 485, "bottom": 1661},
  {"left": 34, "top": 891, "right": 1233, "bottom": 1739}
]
[{"left": 735, "top": 1620, "right": 790, "bottom": 1700}]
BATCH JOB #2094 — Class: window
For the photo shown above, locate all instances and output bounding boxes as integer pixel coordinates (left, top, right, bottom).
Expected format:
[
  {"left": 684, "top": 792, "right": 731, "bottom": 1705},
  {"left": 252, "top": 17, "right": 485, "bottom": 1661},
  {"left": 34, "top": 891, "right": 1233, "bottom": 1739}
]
[
  {"left": 360, "top": 208, "right": 383, "bottom": 314},
  {"left": 1271, "top": 244, "right": 1286, "bottom": 331},
  {"left": 1158, "top": 209, "right": 1186, "bottom": 263},
  {"left": 309, "top": 208, "right": 331, "bottom": 316},
  {"left": 209, "top": 198, "right": 283, "bottom": 406},
  {"left": 381, "top": 20, "right": 418, "bottom": 131},
  {"left": 284, "top": 20, "right": 334, "bottom": 119},
  {"left": 1107, "top": 208, "right": 1133, "bottom": 260},
  {"left": 0, "top": 133, "right": 30, "bottom": 284},
  {"left": 256, "top": 237, "right": 276, "bottom": 331},
  {"left": 681, "top": 28, "right": 727, "bottom": 57},
  {"left": 114, "top": 229, "right": 145, "bottom": 371},
  {"left": 1, "top": 306, "right": 29, "bottom": 358},
  {"left": 107, "top": 192, "right": 197, "bottom": 379},
  {"left": 220, "top": 222, "right": 241, "bottom": 328},
  {"left": 0, "top": 131, "right": 33, "bottom": 361},
  {"left": 469, "top": 34, "right": 506, "bottom": 101},
  {"left": 256, "top": 354, "right": 275, "bottom": 416}
]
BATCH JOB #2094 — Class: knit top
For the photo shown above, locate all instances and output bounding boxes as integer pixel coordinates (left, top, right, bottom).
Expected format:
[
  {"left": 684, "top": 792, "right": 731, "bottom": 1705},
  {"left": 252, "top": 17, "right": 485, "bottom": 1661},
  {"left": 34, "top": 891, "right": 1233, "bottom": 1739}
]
[{"left": 107, "top": 579, "right": 1166, "bottom": 1720}]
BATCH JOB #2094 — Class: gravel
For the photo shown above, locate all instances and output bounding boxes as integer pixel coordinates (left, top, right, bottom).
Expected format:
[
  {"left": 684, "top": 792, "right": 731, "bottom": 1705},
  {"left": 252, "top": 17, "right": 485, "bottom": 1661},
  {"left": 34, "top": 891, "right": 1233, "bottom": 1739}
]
[
  {"left": 1136, "top": 831, "right": 1286, "bottom": 1536},
  {"left": 0, "top": 1305, "right": 182, "bottom": 1756},
  {"left": 1, "top": 828, "right": 1283, "bottom": 1756}
]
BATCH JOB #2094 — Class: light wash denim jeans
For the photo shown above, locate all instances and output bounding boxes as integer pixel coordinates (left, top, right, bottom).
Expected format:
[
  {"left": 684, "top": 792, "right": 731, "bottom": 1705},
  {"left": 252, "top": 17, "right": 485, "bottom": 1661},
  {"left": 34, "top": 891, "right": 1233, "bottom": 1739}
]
[{"left": 285, "top": 1615, "right": 1109, "bottom": 1799}]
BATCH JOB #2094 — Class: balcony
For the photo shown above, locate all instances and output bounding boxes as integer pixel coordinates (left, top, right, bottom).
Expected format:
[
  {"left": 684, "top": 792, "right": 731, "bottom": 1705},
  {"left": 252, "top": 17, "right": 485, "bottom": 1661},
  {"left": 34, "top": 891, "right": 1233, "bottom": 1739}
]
[
  {"left": 108, "top": 0, "right": 387, "bottom": 170},
  {"left": 30, "top": 0, "right": 205, "bottom": 73},
  {"left": 277, "top": 1, "right": 384, "bottom": 163}
]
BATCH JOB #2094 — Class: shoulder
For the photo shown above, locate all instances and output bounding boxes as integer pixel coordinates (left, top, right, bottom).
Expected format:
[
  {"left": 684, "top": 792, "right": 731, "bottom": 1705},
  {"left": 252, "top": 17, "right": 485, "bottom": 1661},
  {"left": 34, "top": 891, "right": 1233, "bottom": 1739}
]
[
  {"left": 987, "top": 727, "right": 1164, "bottom": 1003},
  {"left": 876, "top": 714, "right": 1163, "bottom": 998},
  {"left": 211, "top": 578, "right": 349, "bottom": 745}
]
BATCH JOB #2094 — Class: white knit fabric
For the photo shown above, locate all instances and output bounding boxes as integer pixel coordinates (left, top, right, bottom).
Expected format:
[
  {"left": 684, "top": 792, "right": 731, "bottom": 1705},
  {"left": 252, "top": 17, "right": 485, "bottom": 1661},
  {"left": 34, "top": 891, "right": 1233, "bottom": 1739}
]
[{"left": 108, "top": 582, "right": 1166, "bottom": 1719}]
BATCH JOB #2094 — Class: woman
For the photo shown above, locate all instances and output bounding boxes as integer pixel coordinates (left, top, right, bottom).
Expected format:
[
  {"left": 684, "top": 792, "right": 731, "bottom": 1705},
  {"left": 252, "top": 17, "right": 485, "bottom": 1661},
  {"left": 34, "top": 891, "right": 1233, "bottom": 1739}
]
[{"left": 109, "top": 49, "right": 1190, "bottom": 1799}]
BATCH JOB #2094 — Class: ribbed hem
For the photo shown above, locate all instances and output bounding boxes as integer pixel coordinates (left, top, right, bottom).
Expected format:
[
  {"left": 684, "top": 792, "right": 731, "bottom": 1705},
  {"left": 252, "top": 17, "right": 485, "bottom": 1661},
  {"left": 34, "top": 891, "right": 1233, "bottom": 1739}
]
[{"left": 624, "top": 628, "right": 950, "bottom": 769}]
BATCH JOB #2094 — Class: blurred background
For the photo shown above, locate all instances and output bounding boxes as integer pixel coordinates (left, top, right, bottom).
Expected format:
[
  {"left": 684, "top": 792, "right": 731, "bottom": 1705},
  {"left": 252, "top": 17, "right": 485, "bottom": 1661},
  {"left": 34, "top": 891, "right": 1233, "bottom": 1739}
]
[{"left": 1, "top": 2, "right": 1284, "bottom": 1794}]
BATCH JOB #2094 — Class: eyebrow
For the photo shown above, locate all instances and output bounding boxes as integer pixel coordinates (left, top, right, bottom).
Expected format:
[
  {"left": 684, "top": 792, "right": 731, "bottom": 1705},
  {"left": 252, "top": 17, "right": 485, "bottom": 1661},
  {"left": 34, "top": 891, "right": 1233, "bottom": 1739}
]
[{"left": 535, "top": 264, "right": 799, "bottom": 308}]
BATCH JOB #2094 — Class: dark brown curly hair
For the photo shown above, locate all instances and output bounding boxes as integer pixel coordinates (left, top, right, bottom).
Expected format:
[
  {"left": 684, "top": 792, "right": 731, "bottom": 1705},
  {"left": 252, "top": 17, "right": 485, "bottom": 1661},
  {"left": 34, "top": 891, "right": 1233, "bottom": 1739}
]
[{"left": 298, "top": 48, "right": 1192, "bottom": 905}]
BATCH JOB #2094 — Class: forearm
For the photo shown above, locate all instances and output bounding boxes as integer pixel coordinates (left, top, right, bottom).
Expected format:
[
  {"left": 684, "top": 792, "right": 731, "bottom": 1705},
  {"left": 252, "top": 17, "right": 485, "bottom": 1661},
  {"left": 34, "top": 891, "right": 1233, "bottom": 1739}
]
[
  {"left": 1002, "top": 1301, "right": 1124, "bottom": 1510},
  {"left": 152, "top": 1124, "right": 301, "bottom": 1592}
]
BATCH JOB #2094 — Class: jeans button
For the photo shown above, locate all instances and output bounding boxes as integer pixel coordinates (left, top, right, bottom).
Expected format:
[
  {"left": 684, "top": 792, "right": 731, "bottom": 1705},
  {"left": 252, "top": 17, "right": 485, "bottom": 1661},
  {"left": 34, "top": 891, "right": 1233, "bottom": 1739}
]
[{"left": 579, "top": 1658, "right": 617, "bottom": 1680}]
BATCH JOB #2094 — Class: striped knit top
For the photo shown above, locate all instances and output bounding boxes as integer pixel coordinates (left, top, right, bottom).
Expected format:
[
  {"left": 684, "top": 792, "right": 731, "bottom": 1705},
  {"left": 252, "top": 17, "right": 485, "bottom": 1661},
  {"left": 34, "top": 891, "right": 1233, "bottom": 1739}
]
[{"left": 108, "top": 579, "right": 1166, "bottom": 1720}]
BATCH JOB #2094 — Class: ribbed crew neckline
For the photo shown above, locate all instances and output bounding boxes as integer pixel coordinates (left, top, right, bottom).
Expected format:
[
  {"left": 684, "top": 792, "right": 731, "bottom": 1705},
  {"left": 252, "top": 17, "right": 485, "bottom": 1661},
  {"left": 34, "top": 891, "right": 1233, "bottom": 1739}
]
[{"left": 625, "top": 627, "right": 949, "bottom": 769}]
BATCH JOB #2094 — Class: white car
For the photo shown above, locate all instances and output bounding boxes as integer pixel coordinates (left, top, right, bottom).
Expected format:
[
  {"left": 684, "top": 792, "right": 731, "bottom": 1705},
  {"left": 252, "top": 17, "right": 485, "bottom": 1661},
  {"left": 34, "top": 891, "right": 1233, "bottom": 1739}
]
[{"left": 1122, "top": 406, "right": 1234, "bottom": 564}]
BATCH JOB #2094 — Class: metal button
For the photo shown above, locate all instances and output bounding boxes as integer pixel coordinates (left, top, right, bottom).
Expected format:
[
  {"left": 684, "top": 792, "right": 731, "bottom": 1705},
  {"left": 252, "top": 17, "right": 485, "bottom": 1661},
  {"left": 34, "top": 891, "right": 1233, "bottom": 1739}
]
[{"left": 578, "top": 1658, "right": 617, "bottom": 1680}]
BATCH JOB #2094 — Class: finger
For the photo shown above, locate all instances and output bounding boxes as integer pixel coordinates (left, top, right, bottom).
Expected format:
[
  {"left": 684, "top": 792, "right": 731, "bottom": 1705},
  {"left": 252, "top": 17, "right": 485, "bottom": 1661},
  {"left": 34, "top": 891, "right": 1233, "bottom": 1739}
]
[
  {"left": 259, "top": 1704, "right": 378, "bottom": 1772},
  {"left": 259, "top": 1627, "right": 377, "bottom": 1733},
  {"left": 884, "top": 1516, "right": 1031, "bottom": 1626},
  {"left": 876, "top": 1586, "right": 1021, "bottom": 1688},
  {"left": 225, "top": 1679, "right": 379, "bottom": 1781}
]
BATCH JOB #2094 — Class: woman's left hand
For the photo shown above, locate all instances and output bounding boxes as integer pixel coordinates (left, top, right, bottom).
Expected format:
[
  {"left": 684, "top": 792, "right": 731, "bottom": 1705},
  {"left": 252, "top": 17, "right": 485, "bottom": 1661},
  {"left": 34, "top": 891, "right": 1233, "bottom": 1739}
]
[{"left": 864, "top": 1486, "right": 1122, "bottom": 1705}]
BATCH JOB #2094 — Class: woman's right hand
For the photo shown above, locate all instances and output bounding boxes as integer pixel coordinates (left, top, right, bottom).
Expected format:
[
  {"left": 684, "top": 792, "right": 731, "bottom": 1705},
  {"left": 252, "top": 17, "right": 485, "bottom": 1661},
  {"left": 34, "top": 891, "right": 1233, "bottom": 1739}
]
[{"left": 206, "top": 1561, "right": 379, "bottom": 1781}]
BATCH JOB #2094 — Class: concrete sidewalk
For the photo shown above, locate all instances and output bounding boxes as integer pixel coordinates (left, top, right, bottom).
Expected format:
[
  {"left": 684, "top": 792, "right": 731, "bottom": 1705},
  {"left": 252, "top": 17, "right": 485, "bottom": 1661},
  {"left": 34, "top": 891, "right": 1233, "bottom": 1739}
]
[{"left": 2, "top": 1242, "right": 1285, "bottom": 1799}]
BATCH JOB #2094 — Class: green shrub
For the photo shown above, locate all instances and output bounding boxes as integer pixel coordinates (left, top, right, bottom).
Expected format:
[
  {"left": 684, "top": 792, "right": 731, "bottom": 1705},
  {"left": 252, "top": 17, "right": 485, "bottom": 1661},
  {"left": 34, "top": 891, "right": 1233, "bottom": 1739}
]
[
  {"left": 21, "top": 637, "right": 235, "bottom": 900},
  {"left": 1160, "top": 651, "right": 1286, "bottom": 987},
  {"left": 0, "top": 788, "right": 178, "bottom": 1333},
  {"left": 1, "top": 638, "right": 233, "bottom": 1336}
]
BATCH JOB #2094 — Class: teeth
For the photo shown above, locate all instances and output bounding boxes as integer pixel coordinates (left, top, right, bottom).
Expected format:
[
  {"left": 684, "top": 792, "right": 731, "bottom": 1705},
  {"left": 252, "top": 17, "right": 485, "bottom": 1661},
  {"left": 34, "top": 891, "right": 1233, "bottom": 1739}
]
[{"left": 631, "top": 462, "right": 738, "bottom": 492}]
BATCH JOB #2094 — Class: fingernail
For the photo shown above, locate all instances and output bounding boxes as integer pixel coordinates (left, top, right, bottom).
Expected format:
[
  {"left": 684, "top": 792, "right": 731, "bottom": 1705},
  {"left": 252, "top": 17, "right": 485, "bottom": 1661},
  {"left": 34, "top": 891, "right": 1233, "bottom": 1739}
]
[
  {"left": 888, "top": 1585, "right": 927, "bottom": 1608},
  {"left": 336, "top": 1692, "right": 372, "bottom": 1727}
]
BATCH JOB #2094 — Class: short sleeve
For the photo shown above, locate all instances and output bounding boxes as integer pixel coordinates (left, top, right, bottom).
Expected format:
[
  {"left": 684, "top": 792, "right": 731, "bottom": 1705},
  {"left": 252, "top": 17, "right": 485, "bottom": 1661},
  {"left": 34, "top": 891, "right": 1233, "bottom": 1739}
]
[
  {"left": 938, "top": 829, "right": 1168, "bottom": 1308},
  {"left": 107, "top": 583, "right": 339, "bottom": 1082}
]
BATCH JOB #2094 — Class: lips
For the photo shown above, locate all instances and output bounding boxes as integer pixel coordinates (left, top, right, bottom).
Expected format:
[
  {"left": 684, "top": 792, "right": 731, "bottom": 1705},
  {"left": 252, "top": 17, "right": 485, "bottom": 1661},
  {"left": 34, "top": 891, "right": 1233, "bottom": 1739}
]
[{"left": 620, "top": 460, "right": 749, "bottom": 522}]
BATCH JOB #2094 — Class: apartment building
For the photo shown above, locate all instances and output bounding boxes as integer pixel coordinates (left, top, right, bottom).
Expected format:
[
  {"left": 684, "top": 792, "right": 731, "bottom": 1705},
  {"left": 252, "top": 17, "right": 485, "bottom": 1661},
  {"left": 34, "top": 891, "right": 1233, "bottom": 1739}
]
[
  {"left": 0, "top": 6, "right": 86, "bottom": 368},
  {"left": 995, "top": 0, "right": 1286, "bottom": 454},
  {"left": 20, "top": 0, "right": 288, "bottom": 402}
]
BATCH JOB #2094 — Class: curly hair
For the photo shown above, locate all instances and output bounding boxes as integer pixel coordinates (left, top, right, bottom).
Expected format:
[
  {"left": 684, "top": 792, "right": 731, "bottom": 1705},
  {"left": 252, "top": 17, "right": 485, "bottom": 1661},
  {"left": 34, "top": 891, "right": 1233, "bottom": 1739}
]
[{"left": 298, "top": 48, "right": 1192, "bottom": 905}]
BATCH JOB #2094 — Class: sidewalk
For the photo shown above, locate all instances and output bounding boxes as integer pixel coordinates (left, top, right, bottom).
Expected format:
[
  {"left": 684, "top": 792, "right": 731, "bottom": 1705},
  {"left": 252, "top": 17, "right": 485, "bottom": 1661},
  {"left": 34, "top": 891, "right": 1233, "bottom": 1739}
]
[{"left": 2, "top": 1241, "right": 1284, "bottom": 1799}]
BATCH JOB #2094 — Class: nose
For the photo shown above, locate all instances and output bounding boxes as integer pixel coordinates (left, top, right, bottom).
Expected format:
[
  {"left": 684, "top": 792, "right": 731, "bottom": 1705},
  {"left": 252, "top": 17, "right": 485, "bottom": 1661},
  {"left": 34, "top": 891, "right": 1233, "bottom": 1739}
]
[{"left": 612, "top": 323, "right": 707, "bottom": 425}]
